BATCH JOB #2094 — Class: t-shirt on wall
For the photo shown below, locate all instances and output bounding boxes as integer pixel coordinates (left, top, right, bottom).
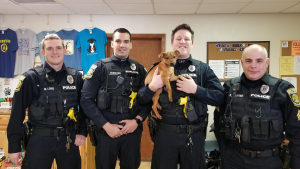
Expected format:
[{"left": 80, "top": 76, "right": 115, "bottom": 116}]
[{"left": 14, "top": 29, "right": 38, "bottom": 75}]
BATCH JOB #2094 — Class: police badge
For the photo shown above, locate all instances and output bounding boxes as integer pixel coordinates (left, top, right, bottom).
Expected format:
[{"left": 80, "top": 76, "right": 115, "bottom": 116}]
[
  {"left": 260, "top": 85, "right": 269, "bottom": 94},
  {"left": 67, "top": 75, "right": 74, "bottom": 84},
  {"left": 130, "top": 63, "right": 136, "bottom": 70},
  {"left": 188, "top": 65, "right": 195, "bottom": 72}
]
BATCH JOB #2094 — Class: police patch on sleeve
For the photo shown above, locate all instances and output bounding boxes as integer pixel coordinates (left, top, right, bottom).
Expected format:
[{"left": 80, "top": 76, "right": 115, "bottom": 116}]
[
  {"left": 15, "top": 75, "right": 26, "bottom": 92},
  {"left": 85, "top": 64, "right": 97, "bottom": 79},
  {"left": 287, "top": 88, "right": 300, "bottom": 107}
]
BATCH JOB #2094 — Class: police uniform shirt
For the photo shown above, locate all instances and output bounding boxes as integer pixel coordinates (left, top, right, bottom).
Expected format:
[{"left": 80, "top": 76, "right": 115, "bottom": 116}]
[
  {"left": 215, "top": 72, "right": 300, "bottom": 168},
  {"left": 7, "top": 62, "right": 86, "bottom": 153},
  {"left": 138, "top": 55, "right": 224, "bottom": 125},
  {"left": 80, "top": 54, "right": 148, "bottom": 129}
]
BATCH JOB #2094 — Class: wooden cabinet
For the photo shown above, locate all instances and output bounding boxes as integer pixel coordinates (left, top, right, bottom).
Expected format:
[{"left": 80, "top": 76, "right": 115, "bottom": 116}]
[{"left": 0, "top": 109, "right": 95, "bottom": 169}]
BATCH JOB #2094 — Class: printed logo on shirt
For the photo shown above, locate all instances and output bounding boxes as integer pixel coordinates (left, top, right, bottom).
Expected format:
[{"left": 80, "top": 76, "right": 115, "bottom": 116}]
[
  {"left": 1, "top": 43, "right": 8, "bottom": 52},
  {"left": 15, "top": 75, "right": 26, "bottom": 92},
  {"left": 87, "top": 38, "right": 96, "bottom": 53},
  {"left": 287, "top": 88, "right": 300, "bottom": 107},
  {"left": 63, "top": 40, "right": 74, "bottom": 55},
  {"left": 18, "top": 38, "right": 30, "bottom": 56}
]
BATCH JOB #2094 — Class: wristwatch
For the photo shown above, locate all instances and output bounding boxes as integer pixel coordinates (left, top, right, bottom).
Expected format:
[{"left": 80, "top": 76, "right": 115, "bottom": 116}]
[{"left": 135, "top": 118, "right": 142, "bottom": 125}]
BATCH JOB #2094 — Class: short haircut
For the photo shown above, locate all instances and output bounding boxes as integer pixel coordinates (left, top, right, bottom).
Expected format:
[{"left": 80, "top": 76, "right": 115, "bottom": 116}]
[
  {"left": 171, "top": 23, "right": 194, "bottom": 43},
  {"left": 242, "top": 44, "right": 268, "bottom": 59},
  {"left": 41, "top": 34, "right": 64, "bottom": 50},
  {"left": 112, "top": 28, "right": 131, "bottom": 42}
]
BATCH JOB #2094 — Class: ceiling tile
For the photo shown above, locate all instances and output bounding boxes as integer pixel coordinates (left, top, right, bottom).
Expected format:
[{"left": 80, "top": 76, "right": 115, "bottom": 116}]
[
  {"left": 239, "top": 2, "right": 298, "bottom": 13},
  {"left": 155, "top": 4, "right": 198, "bottom": 14},
  {"left": 65, "top": 4, "right": 114, "bottom": 14},
  {"left": 105, "top": 0, "right": 151, "bottom": 4},
  {"left": 253, "top": 0, "right": 300, "bottom": 2},
  {"left": 0, "top": 5, "right": 37, "bottom": 14},
  {"left": 282, "top": 3, "right": 300, "bottom": 12},
  {"left": 109, "top": 4, "right": 153, "bottom": 14},
  {"left": 203, "top": 0, "right": 251, "bottom": 2},
  {"left": 154, "top": 0, "right": 201, "bottom": 4},
  {"left": 19, "top": 4, "right": 75, "bottom": 14},
  {"left": 54, "top": 0, "right": 104, "bottom": 4},
  {"left": 0, "top": 0, "right": 16, "bottom": 5},
  {"left": 197, "top": 3, "right": 248, "bottom": 13}
]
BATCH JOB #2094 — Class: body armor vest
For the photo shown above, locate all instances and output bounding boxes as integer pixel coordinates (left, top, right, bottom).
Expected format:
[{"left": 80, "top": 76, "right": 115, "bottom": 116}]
[
  {"left": 229, "top": 76, "right": 283, "bottom": 140},
  {"left": 28, "top": 65, "right": 79, "bottom": 126},
  {"left": 98, "top": 58, "right": 140, "bottom": 114},
  {"left": 158, "top": 60, "right": 208, "bottom": 120}
]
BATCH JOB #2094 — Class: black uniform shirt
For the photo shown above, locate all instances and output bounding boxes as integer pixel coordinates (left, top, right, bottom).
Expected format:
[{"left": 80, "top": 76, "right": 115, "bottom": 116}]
[
  {"left": 215, "top": 72, "right": 300, "bottom": 168},
  {"left": 138, "top": 55, "right": 224, "bottom": 124},
  {"left": 80, "top": 55, "right": 148, "bottom": 129},
  {"left": 7, "top": 62, "right": 86, "bottom": 153}
]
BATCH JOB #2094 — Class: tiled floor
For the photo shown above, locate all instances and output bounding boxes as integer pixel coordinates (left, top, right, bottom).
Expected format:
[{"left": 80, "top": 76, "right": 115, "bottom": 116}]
[{"left": 115, "top": 161, "right": 151, "bottom": 169}]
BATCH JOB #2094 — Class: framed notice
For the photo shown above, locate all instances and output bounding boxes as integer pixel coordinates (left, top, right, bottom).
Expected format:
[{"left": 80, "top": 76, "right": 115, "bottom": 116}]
[{"left": 207, "top": 41, "right": 270, "bottom": 82}]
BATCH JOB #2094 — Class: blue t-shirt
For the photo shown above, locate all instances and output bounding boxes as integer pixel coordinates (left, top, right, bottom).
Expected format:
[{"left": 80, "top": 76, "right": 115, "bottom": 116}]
[
  {"left": 35, "top": 30, "right": 57, "bottom": 64},
  {"left": 76, "top": 28, "right": 107, "bottom": 74},
  {"left": 57, "top": 29, "right": 82, "bottom": 70},
  {"left": 0, "top": 29, "right": 18, "bottom": 78}
]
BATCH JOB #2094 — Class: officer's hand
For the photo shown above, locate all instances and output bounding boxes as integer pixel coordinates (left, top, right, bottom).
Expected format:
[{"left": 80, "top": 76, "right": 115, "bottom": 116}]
[
  {"left": 149, "top": 67, "right": 164, "bottom": 92},
  {"left": 8, "top": 152, "right": 22, "bottom": 166},
  {"left": 119, "top": 119, "right": 138, "bottom": 134},
  {"left": 74, "top": 134, "right": 86, "bottom": 146},
  {"left": 103, "top": 122, "right": 123, "bottom": 138},
  {"left": 176, "top": 75, "right": 197, "bottom": 94}
]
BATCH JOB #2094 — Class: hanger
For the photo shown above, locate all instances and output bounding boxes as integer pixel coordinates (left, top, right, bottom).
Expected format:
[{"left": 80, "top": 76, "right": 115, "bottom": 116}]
[
  {"left": 20, "top": 15, "right": 27, "bottom": 31},
  {"left": 0, "top": 15, "right": 8, "bottom": 31},
  {"left": 44, "top": 15, "right": 54, "bottom": 31},
  {"left": 86, "top": 14, "right": 95, "bottom": 30},
  {"left": 64, "top": 14, "right": 73, "bottom": 31}
]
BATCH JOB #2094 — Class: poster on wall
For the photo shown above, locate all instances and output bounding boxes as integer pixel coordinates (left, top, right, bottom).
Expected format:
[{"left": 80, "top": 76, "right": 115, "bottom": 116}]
[
  {"left": 292, "top": 41, "right": 300, "bottom": 56},
  {"left": 209, "top": 60, "right": 224, "bottom": 79},
  {"left": 207, "top": 41, "right": 270, "bottom": 81}
]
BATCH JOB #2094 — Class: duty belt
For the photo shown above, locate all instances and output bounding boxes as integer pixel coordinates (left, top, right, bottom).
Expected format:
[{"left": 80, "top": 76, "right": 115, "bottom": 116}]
[
  {"left": 157, "top": 122, "right": 204, "bottom": 134},
  {"left": 232, "top": 143, "right": 280, "bottom": 158},
  {"left": 32, "top": 126, "right": 74, "bottom": 137}
]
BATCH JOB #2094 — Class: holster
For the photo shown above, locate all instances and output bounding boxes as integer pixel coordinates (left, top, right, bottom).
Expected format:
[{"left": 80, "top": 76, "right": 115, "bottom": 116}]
[
  {"left": 21, "top": 121, "right": 32, "bottom": 150},
  {"left": 86, "top": 119, "right": 98, "bottom": 147},
  {"left": 97, "top": 88, "right": 112, "bottom": 110},
  {"left": 241, "top": 115, "right": 251, "bottom": 143},
  {"left": 147, "top": 113, "right": 158, "bottom": 142}
]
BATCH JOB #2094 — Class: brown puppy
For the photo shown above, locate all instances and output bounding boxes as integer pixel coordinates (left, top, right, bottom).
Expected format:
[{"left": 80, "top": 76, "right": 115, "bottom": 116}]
[{"left": 145, "top": 50, "right": 180, "bottom": 119}]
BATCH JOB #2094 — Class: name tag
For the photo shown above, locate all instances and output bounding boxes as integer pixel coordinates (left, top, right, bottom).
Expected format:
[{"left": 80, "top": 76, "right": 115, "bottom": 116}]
[
  {"left": 109, "top": 72, "right": 121, "bottom": 75},
  {"left": 44, "top": 87, "right": 55, "bottom": 91},
  {"left": 125, "top": 70, "right": 139, "bottom": 74},
  {"left": 181, "top": 73, "right": 197, "bottom": 77}
]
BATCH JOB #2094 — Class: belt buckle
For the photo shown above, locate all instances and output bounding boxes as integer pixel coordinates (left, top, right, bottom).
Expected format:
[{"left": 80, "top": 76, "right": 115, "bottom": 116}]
[
  {"left": 272, "top": 148, "right": 278, "bottom": 156},
  {"left": 179, "top": 124, "right": 187, "bottom": 133}
]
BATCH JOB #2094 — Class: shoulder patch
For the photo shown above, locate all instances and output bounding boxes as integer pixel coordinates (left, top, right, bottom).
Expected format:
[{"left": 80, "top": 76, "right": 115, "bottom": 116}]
[
  {"left": 85, "top": 64, "right": 97, "bottom": 79},
  {"left": 287, "top": 88, "right": 300, "bottom": 107},
  {"left": 15, "top": 75, "right": 26, "bottom": 92},
  {"left": 297, "top": 110, "right": 300, "bottom": 121}
]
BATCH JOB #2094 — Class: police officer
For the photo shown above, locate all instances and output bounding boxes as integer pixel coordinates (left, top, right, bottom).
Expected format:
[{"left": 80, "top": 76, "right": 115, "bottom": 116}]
[
  {"left": 80, "top": 28, "right": 147, "bottom": 169},
  {"left": 138, "top": 23, "right": 224, "bottom": 168},
  {"left": 214, "top": 44, "right": 300, "bottom": 169},
  {"left": 7, "top": 34, "right": 87, "bottom": 169}
]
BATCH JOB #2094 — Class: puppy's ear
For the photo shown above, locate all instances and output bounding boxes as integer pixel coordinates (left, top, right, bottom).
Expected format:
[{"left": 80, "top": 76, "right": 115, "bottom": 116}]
[
  {"left": 158, "top": 52, "right": 166, "bottom": 58},
  {"left": 174, "top": 50, "right": 180, "bottom": 56}
]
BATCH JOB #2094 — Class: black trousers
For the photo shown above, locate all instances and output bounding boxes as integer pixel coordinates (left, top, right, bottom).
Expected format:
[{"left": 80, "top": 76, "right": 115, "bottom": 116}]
[
  {"left": 21, "top": 131, "right": 81, "bottom": 169},
  {"left": 151, "top": 129, "right": 205, "bottom": 169},
  {"left": 95, "top": 126, "right": 142, "bottom": 169},
  {"left": 222, "top": 145, "right": 283, "bottom": 169}
]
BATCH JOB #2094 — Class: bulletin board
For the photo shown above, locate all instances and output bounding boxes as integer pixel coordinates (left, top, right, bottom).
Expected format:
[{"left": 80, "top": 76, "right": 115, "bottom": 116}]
[
  {"left": 280, "top": 40, "right": 300, "bottom": 96},
  {"left": 207, "top": 41, "right": 270, "bottom": 82}
]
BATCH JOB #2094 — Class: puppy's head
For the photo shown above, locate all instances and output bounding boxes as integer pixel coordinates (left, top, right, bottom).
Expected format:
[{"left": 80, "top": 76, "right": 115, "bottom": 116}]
[{"left": 158, "top": 50, "right": 180, "bottom": 67}]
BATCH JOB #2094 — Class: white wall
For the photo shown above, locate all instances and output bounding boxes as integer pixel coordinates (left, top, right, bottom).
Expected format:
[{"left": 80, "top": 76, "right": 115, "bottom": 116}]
[{"left": 1, "top": 13, "right": 300, "bottom": 140}]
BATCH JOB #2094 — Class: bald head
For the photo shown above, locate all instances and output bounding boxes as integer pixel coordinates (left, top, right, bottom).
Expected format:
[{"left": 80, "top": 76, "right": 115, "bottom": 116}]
[{"left": 242, "top": 44, "right": 268, "bottom": 60}]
